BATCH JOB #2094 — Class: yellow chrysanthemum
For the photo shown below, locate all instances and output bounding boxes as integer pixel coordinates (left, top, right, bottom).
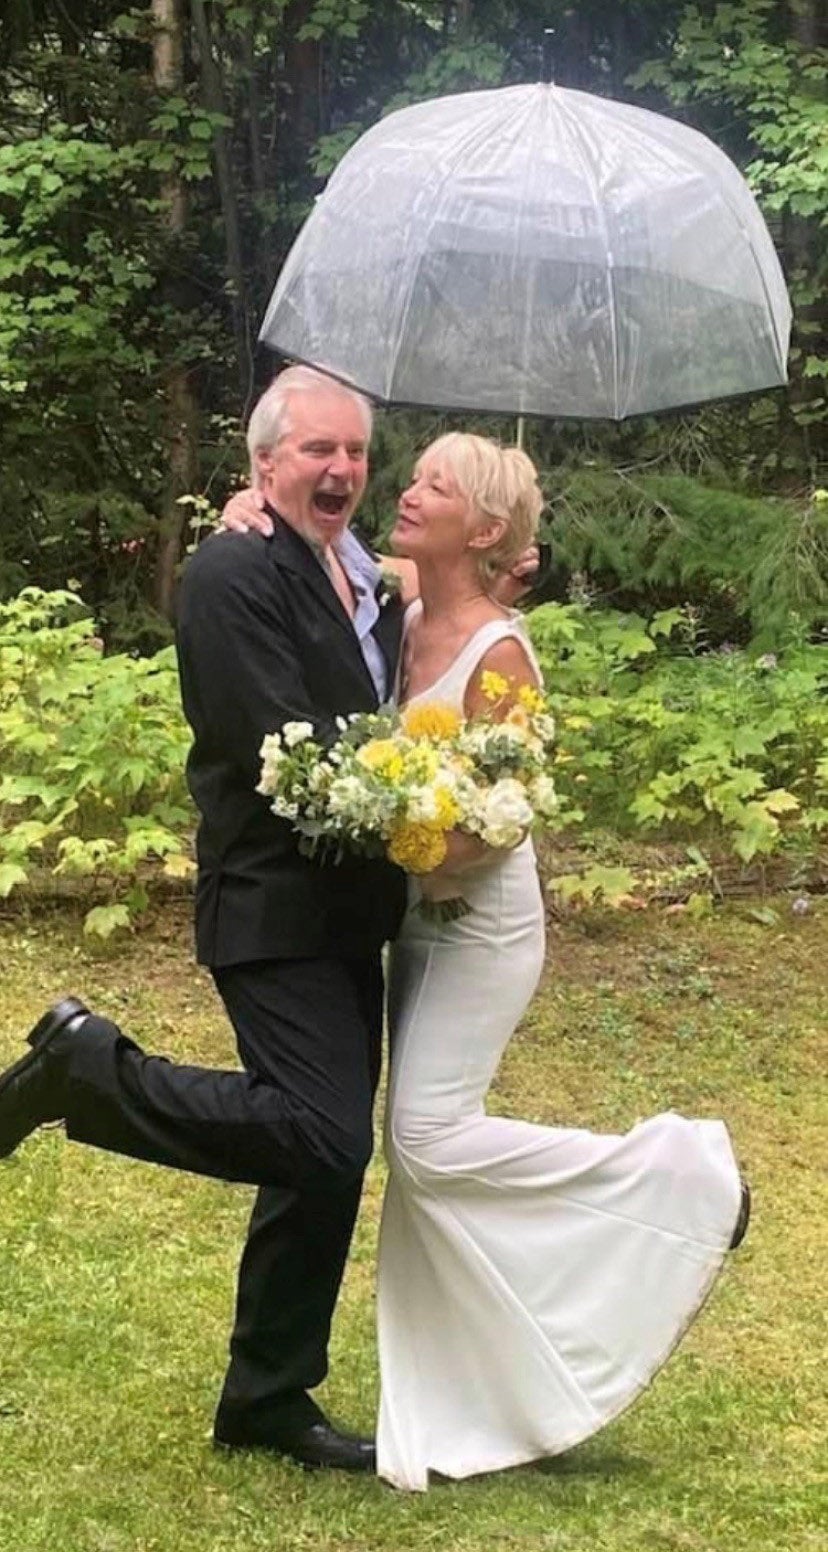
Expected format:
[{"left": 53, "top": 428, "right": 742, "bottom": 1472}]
[
  {"left": 356, "top": 739, "right": 405, "bottom": 780},
  {"left": 387, "top": 821, "right": 448, "bottom": 873},
  {"left": 518, "top": 684, "right": 546, "bottom": 713},
  {"left": 480, "top": 670, "right": 509, "bottom": 701},
  {"left": 400, "top": 702, "right": 461, "bottom": 741},
  {"left": 432, "top": 785, "right": 462, "bottom": 828}
]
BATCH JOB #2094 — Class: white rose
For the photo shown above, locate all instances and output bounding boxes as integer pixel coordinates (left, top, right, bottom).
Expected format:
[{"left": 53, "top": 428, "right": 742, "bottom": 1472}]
[
  {"left": 283, "top": 720, "right": 315, "bottom": 748},
  {"left": 479, "top": 778, "right": 534, "bottom": 849}
]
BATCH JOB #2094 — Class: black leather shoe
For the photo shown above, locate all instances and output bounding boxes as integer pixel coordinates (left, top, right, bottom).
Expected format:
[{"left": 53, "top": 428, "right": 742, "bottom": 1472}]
[
  {"left": 0, "top": 997, "right": 90, "bottom": 1158},
  {"left": 729, "top": 1179, "right": 751, "bottom": 1250},
  {"left": 214, "top": 1417, "right": 376, "bottom": 1473}
]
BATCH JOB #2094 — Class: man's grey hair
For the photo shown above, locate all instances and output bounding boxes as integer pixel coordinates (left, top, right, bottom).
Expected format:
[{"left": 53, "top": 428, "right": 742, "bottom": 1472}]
[{"left": 246, "top": 365, "right": 374, "bottom": 486}]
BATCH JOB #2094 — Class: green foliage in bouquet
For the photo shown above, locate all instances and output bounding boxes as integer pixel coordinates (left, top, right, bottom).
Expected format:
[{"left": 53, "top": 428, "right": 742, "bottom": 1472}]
[
  {"left": 528, "top": 601, "right": 828, "bottom": 880},
  {"left": 0, "top": 589, "right": 195, "bottom": 935}
]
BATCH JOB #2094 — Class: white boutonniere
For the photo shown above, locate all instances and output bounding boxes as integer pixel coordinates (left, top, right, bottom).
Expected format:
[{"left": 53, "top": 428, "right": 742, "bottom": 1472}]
[{"left": 377, "top": 567, "right": 403, "bottom": 610}]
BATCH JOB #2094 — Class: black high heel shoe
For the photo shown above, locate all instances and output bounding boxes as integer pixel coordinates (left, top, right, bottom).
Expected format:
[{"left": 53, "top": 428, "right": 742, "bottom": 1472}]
[{"left": 729, "top": 1180, "right": 751, "bottom": 1250}]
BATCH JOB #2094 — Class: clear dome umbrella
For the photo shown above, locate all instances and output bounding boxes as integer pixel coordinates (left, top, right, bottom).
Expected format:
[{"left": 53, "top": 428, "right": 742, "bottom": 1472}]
[{"left": 259, "top": 82, "right": 791, "bottom": 421}]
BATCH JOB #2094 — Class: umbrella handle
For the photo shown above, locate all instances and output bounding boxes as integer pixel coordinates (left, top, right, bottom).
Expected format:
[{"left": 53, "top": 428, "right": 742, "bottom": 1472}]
[{"left": 542, "top": 28, "right": 555, "bottom": 85}]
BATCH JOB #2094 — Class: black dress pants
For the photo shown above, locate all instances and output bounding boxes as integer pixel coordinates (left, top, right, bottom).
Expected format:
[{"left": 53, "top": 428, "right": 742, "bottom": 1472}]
[{"left": 62, "top": 955, "right": 384, "bottom": 1432}]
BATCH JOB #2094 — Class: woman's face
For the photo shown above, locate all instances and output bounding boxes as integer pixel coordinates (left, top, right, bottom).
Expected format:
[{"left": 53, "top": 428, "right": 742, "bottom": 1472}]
[{"left": 390, "top": 453, "right": 473, "bottom": 563}]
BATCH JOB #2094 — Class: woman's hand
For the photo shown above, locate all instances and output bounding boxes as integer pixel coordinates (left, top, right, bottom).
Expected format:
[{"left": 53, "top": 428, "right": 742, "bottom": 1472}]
[
  {"left": 417, "top": 831, "right": 494, "bottom": 898},
  {"left": 219, "top": 488, "right": 274, "bottom": 536}
]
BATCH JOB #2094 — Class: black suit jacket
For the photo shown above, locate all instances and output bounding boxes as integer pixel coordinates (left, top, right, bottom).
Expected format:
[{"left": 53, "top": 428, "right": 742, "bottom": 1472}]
[{"left": 175, "top": 514, "right": 407, "bottom": 966}]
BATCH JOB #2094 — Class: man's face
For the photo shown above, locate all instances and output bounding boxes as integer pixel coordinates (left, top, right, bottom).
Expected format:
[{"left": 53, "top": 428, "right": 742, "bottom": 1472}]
[{"left": 256, "top": 390, "right": 369, "bottom": 549}]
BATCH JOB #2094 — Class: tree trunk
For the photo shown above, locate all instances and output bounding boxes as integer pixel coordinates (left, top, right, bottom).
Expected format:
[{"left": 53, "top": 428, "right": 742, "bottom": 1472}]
[
  {"left": 455, "top": 0, "right": 473, "bottom": 34},
  {"left": 151, "top": 0, "right": 200, "bottom": 620},
  {"left": 191, "top": 0, "right": 250, "bottom": 394},
  {"left": 241, "top": 12, "right": 267, "bottom": 205},
  {"left": 283, "top": 0, "right": 321, "bottom": 176}
]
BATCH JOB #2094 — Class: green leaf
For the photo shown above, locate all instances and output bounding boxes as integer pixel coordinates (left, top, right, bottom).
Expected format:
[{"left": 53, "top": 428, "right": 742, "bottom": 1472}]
[
  {"left": 83, "top": 903, "right": 132, "bottom": 938},
  {"left": 0, "top": 862, "right": 27, "bottom": 897}
]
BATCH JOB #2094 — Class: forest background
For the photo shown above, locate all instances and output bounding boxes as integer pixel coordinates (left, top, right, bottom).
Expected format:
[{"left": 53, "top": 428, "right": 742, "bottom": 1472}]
[{"left": 1, "top": 0, "right": 827, "bottom": 932}]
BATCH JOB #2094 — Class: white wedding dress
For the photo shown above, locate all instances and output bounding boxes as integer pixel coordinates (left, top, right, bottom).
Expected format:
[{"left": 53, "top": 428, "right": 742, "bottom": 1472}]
[{"left": 376, "top": 613, "right": 743, "bottom": 1491}]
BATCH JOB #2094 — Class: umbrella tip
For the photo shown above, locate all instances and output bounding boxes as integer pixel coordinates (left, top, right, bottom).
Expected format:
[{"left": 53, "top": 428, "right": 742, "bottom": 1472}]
[{"left": 542, "top": 27, "right": 555, "bottom": 85}]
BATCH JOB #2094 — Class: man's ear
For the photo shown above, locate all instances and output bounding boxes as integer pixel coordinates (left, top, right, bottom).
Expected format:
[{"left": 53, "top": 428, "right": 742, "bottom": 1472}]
[{"left": 254, "top": 447, "right": 276, "bottom": 485}]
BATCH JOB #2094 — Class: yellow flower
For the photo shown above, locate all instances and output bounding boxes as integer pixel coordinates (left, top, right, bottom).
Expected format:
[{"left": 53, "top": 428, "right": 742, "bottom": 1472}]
[
  {"left": 356, "top": 739, "right": 404, "bottom": 780},
  {"left": 400, "top": 702, "right": 461, "bottom": 740},
  {"left": 518, "top": 684, "right": 545, "bottom": 713},
  {"left": 432, "top": 785, "right": 462, "bottom": 828},
  {"left": 387, "top": 821, "right": 448, "bottom": 873},
  {"left": 405, "top": 744, "right": 441, "bottom": 782},
  {"left": 480, "top": 670, "right": 509, "bottom": 702}
]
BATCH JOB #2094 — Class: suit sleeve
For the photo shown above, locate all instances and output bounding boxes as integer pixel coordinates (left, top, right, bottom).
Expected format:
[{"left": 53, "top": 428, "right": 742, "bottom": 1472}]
[{"left": 176, "top": 534, "right": 337, "bottom": 786}]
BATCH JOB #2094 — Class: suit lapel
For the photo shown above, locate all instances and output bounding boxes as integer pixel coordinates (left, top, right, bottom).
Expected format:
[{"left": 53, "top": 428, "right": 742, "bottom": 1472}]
[
  {"left": 373, "top": 590, "right": 404, "bottom": 698},
  {"left": 266, "top": 508, "right": 352, "bottom": 631},
  {"left": 266, "top": 507, "right": 381, "bottom": 701}
]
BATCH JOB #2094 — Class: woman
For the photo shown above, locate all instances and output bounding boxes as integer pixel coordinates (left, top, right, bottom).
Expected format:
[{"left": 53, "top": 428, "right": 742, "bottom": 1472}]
[
  {"left": 223, "top": 432, "right": 748, "bottom": 1491},
  {"left": 374, "top": 433, "right": 747, "bottom": 1491}
]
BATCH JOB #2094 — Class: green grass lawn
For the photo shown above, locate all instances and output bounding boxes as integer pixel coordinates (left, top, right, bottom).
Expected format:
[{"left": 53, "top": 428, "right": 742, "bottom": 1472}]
[{"left": 0, "top": 898, "right": 825, "bottom": 1552}]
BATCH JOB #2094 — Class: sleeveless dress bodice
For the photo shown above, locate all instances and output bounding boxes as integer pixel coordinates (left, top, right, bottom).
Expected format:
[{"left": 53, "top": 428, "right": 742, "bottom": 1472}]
[{"left": 398, "top": 601, "right": 543, "bottom": 715}]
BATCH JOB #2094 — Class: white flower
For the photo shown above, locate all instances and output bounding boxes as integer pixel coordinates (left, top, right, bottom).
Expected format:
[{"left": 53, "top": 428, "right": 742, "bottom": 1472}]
[
  {"left": 257, "top": 733, "right": 288, "bottom": 793},
  {"left": 270, "top": 796, "right": 299, "bottom": 820},
  {"left": 478, "top": 778, "right": 534, "bottom": 849},
  {"left": 408, "top": 785, "right": 440, "bottom": 823},
  {"left": 283, "top": 720, "right": 315, "bottom": 748},
  {"left": 531, "top": 775, "right": 558, "bottom": 816}
]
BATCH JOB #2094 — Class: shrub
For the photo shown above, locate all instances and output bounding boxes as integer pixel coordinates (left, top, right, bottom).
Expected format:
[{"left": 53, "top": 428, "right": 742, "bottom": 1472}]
[
  {"left": 528, "top": 601, "right": 828, "bottom": 876},
  {"left": 0, "top": 588, "right": 195, "bottom": 935}
]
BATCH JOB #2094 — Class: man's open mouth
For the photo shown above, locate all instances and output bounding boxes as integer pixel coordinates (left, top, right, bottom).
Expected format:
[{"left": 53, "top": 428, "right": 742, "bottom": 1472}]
[{"left": 314, "top": 492, "right": 349, "bottom": 515}]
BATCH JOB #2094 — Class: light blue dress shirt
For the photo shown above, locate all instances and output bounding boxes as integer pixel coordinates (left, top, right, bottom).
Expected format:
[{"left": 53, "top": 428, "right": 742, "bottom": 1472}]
[{"left": 333, "top": 529, "right": 389, "bottom": 703}]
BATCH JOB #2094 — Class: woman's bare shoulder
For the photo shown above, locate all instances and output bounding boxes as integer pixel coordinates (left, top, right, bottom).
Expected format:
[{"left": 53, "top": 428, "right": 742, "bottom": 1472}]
[{"left": 464, "top": 631, "right": 540, "bottom": 717}]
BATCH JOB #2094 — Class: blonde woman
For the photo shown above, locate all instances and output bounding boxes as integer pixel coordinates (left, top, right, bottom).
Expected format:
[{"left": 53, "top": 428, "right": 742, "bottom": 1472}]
[{"left": 372, "top": 432, "right": 746, "bottom": 1490}]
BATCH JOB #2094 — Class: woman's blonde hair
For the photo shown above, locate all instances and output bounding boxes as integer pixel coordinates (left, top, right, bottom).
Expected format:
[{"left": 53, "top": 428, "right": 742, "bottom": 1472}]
[{"left": 422, "top": 432, "right": 543, "bottom": 587}]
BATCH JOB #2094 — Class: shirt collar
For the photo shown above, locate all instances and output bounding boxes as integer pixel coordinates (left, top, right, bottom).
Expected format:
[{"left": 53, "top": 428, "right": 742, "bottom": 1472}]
[{"left": 333, "top": 528, "right": 381, "bottom": 594}]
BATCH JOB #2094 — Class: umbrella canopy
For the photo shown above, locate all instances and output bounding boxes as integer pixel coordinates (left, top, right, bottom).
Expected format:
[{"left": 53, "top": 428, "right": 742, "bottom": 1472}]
[{"left": 259, "top": 83, "right": 791, "bottom": 421}]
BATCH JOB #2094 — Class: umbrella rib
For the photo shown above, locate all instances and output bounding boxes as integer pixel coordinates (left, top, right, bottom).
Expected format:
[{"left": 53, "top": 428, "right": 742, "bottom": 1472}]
[
  {"left": 386, "top": 95, "right": 535, "bottom": 406},
  {"left": 385, "top": 240, "right": 430, "bottom": 405},
  {"left": 552, "top": 89, "right": 621, "bottom": 420},
  {"left": 708, "top": 191, "right": 789, "bottom": 374}
]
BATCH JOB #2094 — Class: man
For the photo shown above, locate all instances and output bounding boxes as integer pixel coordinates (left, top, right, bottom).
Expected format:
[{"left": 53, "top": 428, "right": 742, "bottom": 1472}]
[{"left": 0, "top": 366, "right": 408, "bottom": 1471}]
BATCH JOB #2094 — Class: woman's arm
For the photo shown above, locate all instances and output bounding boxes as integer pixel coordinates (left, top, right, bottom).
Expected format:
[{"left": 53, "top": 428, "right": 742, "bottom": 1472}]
[{"left": 218, "top": 494, "right": 539, "bottom": 605}]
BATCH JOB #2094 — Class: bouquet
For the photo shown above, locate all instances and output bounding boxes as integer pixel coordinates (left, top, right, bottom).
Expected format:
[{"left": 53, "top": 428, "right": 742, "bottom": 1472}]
[{"left": 257, "top": 672, "right": 557, "bottom": 917}]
